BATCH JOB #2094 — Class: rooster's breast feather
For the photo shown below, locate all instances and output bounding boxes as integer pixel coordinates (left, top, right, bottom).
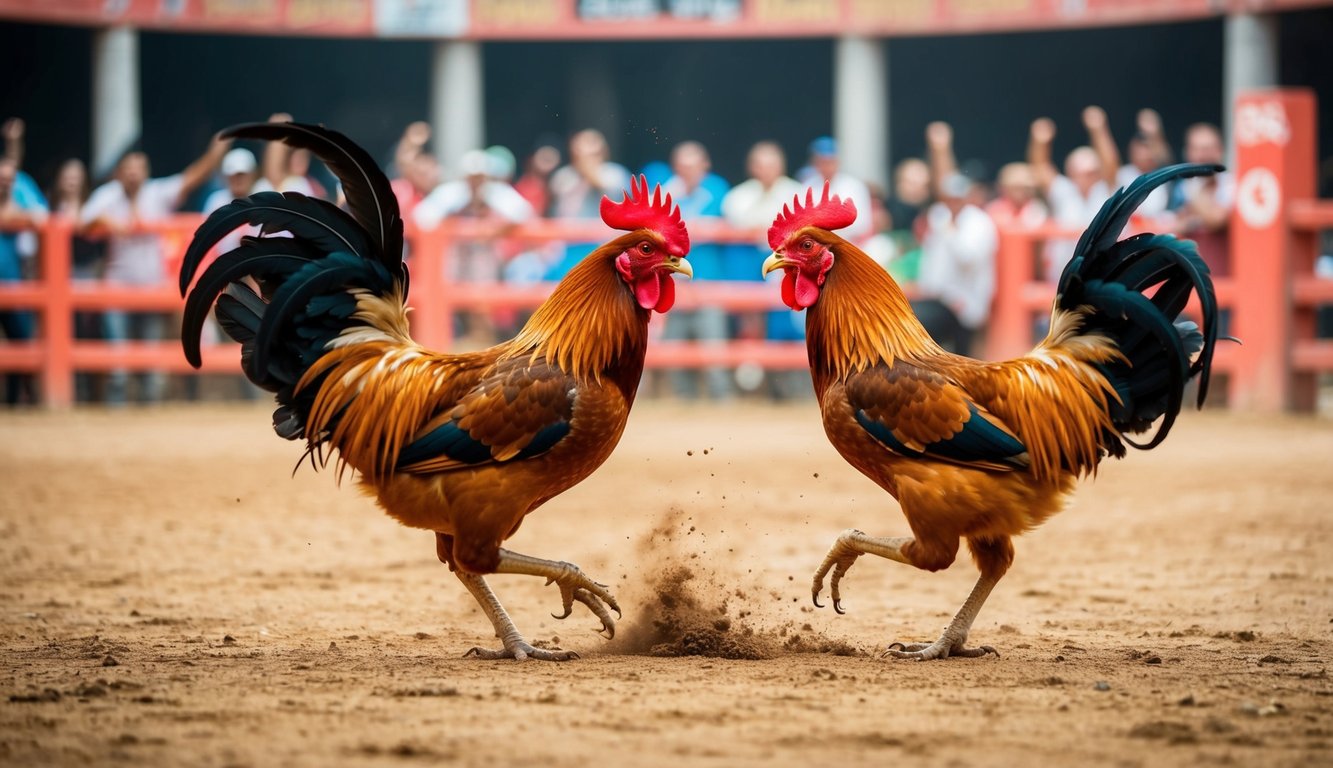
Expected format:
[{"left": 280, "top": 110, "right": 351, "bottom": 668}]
[
  {"left": 395, "top": 357, "right": 576, "bottom": 473},
  {"left": 845, "top": 361, "right": 1030, "bottom": 472}
]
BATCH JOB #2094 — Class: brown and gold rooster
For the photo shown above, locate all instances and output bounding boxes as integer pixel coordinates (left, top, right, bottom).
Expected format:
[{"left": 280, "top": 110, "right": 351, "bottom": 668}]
[
  {"left": 180, "top": 122, "right": 692, "bottom": 661},
  {"left": 763, "top": 166, "right": 1222, "bottom": 660}
]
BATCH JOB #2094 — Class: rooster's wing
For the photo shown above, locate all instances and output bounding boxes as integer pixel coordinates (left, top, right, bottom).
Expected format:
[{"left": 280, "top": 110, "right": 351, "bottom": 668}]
[
  {"left": 395, "top": 356, "right": 576, "bottom": 473},
  {"left": 845, "top": 361, "right": 1030, "bottom": 472}
]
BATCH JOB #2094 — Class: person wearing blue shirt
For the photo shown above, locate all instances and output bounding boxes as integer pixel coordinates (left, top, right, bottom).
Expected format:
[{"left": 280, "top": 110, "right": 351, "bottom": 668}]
[
  {"left": 662, "top": 141, "right": 732, "bottom": 400},
  {"left": 0, "top": 159, "right": 49, "bottom": 405}
]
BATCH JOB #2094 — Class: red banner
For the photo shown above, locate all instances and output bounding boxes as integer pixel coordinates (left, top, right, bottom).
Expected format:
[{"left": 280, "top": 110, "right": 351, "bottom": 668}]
[
  {"left": 0, "top": 0, "right": 1326, "bottom": 38},
  {"left": 0, "top": 0, "right": 373, "bottom": 36}
]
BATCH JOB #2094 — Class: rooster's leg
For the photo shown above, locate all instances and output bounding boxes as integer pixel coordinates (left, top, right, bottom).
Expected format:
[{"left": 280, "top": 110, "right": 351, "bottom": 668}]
[
  {"left": 492, "top": 549, "right": 620, "bottom": 638},
  {"left": 882, "top": 570, "right": 1000, "bottom": 661},
  {"left": 455, "top": 571, "right": 579, "bottom": 662},
  {"left": 811, "top": 529, "right": 913, "bottom": 614},
  {"left": 883, "top": 535, "right": 1011, "bottom": 661}
]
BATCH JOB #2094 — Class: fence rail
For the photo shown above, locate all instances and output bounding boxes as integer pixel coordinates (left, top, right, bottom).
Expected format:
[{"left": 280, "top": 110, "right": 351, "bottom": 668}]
[{"left": 0, "top": 207, "right": 1327, "bottom": 409}]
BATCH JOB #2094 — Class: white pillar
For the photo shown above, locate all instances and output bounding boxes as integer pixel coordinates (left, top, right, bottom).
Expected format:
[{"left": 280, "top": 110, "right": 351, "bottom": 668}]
[
  {"left": 834, "top": 35, "right": 888, "bottom": 190},
  {"left": 1223, "top": 12, "right": 1278, "bottom": 159},
  {"left": 431, "top": 40, "right": 485, "bottom": 175},
  {"left": 92, "top": 25, "right": 140, "bottom": 176}
]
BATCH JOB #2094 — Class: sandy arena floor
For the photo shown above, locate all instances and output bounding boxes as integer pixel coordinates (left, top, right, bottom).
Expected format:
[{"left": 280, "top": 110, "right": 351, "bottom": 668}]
[{"left": 1, "top": 403, "right": 1331, "bottom": 767}]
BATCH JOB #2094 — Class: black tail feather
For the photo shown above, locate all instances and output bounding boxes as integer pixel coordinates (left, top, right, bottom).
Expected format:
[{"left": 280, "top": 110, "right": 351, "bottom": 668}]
[
  {"left": 180, "top": 121, "right": 405, "bottom": 443},
  {"left": 1055, "top": 163, "right": 1225, "bottom": 453},
  {"left": 219, "top": 121, "right": 404, "bottom": 273}
]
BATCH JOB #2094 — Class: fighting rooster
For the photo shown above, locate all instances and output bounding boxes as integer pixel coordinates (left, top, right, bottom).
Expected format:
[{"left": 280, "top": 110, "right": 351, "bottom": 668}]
[
  {"left": 763, "top": 166, "right": 1222, "bottom": 660},
  {"left": 180, "top": 122, "right": 692, "bottom": 661}
]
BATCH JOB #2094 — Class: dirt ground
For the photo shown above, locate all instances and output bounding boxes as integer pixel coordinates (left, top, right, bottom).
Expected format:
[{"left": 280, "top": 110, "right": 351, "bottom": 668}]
[{"left": 1, "top": 403, "right": 1331, "bottom": 768}]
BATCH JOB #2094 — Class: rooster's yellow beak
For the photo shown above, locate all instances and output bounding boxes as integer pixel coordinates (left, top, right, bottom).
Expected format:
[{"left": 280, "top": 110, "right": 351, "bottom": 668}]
[
  {"left": 762, "top": 252, "right": 789, "bottom": 277},
  {"left": 665, "top": 256, "right": 693, "bottom": 279}
]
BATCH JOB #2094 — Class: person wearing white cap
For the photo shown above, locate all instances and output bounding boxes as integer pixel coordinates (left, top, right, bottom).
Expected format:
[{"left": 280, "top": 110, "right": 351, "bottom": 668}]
[
  {"left": 203, "top": 147, "right": 275, "bottom": 252},
  {"left": 200, "top": 147, "right": 274, "bottom": 400},
  {"left": 413, "top": 149, "right": 535, "bottom": 345}
]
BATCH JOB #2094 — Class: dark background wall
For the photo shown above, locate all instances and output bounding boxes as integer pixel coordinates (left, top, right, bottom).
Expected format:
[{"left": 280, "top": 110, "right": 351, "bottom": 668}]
[{"left": 0, "top": 10, "right": 1328, "bottom": 200}]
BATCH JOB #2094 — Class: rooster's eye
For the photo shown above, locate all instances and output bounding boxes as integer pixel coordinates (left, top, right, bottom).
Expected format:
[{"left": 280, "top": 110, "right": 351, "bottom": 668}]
[
  {"left": 800, "top": 239, "right": 815, "bottom": 252},
  {"left": 639, "top": 242, "right": 653, "bottom": 255}
]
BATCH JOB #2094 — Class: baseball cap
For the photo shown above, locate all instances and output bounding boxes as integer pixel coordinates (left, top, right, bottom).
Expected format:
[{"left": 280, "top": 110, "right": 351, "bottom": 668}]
[
  {"left": 809, "top": 136, "right": 838, "bottom": 157},
  {"left": 221, "top": 148, "right": 257, "bottom": 176},
  {"left": 459, "top": 149, "right": 491, "bottom": 177},
  {"left": 940, "top": 172, "right": 971, "bottom": 199}
]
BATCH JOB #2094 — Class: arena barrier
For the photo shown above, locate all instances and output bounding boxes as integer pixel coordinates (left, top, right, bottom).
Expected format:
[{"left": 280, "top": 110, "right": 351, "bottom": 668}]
[{"left": 0, "top": 90, "right": 1326, "bottom": 410}]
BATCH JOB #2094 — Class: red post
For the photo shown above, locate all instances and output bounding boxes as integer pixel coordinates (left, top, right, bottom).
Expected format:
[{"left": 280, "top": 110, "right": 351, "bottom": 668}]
[
  {"left": 1229, "top": 88, "right": 1317, "bottom": 412},
  {"left": 987, "top": 227, "right": 1038, "bottom": 361},
  {"left": 406, "top": 226, "right": 452, "bottom": 351},
  {"left": 40, "top": 218, "right": 74, "bottom": 408}
]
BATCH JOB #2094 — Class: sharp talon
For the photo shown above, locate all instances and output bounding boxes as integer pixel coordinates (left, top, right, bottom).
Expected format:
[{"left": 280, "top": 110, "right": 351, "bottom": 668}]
[
  {"left": 812, "top": 594, "right": 824, "bottom": 609},
  {"left": 568, "top": 651, "right": 581, "bottom": 660},
  {"left": 887, "top": 642, "right": 906, "bottom": 652},
  {"left": 982, "top": 646, "right": 999, "bottom": 658},
  {"left": 551, "top": 608, "right": 572, "bottom": 621},
  {"left": 833, "top": 599, "right": 845, "bottom": 615},
  {"left": 612, "top": 605, "right": 622, "bottom": 620},
  {"left": 463, "top": 647, "right": 480, "bottom": 658}
]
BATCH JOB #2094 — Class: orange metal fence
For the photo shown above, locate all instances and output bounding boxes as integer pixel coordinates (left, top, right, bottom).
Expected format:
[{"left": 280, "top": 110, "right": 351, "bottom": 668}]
[{"left": 0, "top": 210, "right": 1327, "bottom": 409}]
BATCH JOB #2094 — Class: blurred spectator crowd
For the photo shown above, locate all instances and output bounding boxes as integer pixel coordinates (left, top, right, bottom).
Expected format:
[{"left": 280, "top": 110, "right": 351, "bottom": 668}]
[{"left": 0, "top": 108, "right": 1242, "bottom": 406}]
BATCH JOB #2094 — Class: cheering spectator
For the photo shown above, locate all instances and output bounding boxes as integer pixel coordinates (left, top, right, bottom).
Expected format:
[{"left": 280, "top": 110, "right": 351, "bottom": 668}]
[
  {"left": 513, "top": 143, "right": 560, "bottom": 216},
  {"left": 1115, "top": 108, "right": 1173, "bottom": 219},
  {"left": 262, "top": 113, "right": 327, "bottom": 199},
  {"left": 50, "top": 157, "right": 108, "bottom": 402},
  {"left": 914, "top": 172, "right": 997, "bottom": 355},
  {"left": 414, "top": 149, "right": 534, "bottom": 346},
  {"left": 198, "top": 147, "right": 270, "bottom": 400},
  {"left": 80, "top": 135, "right": 231, "bottom": 405},
  {"left": 722, "top": 142, "right": 802, "bottom": 260},
  {"left": 884, "top": 157, "right": 933, "bottom": 268},
  {"left": 547, "top": 129, "right": 631, "bottom": 279},
  {"left": 803, "top": 136, "right": 872, "bottom": 242},
  {"left": 390, "top": 121, "right": 440, "bottom": 220},
  {"left": 1028, "top": 107, "right": 1119, "bottom": 281},
  {"left": 986, "top": 162, "right": 1048, "bottom": 229},
  {"left": 1170, "top": 122, "right": 1233, "bottom": 276},
  {"left": 722, "top": 141, "right": 806, "bottom": 399},
  {"left": 203, "top": 148, "right": 269, "bottom": 247},
  {"left": 663, "top": 140, "right": 731, "bottom": 400},
  {"left": 0, "top": 153, "right": 47, "bottom": 406}
]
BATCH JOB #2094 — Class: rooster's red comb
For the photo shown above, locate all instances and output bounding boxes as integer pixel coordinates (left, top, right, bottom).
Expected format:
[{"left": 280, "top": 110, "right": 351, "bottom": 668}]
[
  {"left": 768, "top": 181, "right": 858, "bottom": 251},
  {"left": 600, "top": 175, "right": 690, "bottom": 257}
]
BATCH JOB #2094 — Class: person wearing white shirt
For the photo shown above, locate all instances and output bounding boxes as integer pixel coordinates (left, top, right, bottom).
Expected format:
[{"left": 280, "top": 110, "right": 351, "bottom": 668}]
[
  {"left": 722, "top": 141, "right": 807, "bottom": 399},
  {"left": 914, "top": 173, "right": 998, "bottom": 355},
  {"left": 79, "top": 136, "right": 230, "bottom": 404},
  {"left": 1028, "top": 108, "right": 1119, "bottom": 282},
  {"left": 413, "top": 149, "right": 535, "bottom": 345},
  {"left": 1114, "top": 109, "right": 1173, "bottom": 220},
  {"left": 803, "top": 136, "right": 873, "bottom": 243}
]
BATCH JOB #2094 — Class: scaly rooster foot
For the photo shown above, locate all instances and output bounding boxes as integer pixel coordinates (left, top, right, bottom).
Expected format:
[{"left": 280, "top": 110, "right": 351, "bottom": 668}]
[
  {"left": 544, "top": 563, "right": 621, "bottom": 639},
  {"left": 464, "top": 639, "right": 580, "bottom": 662},
  {"left": 812, "top": 529, "right": 865, "bottom": 614},
  {"left": 882, "top": 636, "right": 998, "bottom": 661}
]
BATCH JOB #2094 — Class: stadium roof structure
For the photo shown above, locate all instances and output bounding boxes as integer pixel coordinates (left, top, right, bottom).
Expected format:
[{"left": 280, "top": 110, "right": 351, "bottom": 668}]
[{"left": 1, "top": 0, "right": 1329, "bottom": 40}]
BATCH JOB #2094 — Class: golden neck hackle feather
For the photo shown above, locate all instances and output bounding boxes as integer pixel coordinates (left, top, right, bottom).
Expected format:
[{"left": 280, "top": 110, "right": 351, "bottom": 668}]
[{"left": 805, "top": 238, "right": 943, "bottom": 384}]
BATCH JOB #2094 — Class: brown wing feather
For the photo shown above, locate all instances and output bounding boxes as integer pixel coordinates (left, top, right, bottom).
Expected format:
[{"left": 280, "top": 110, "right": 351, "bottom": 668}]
[
  {"left": 396, "top": 356, "right": 576, "bottom": 474},
  {"left": 845, "top": 362, "right": 1027, "bottom": 472}
]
